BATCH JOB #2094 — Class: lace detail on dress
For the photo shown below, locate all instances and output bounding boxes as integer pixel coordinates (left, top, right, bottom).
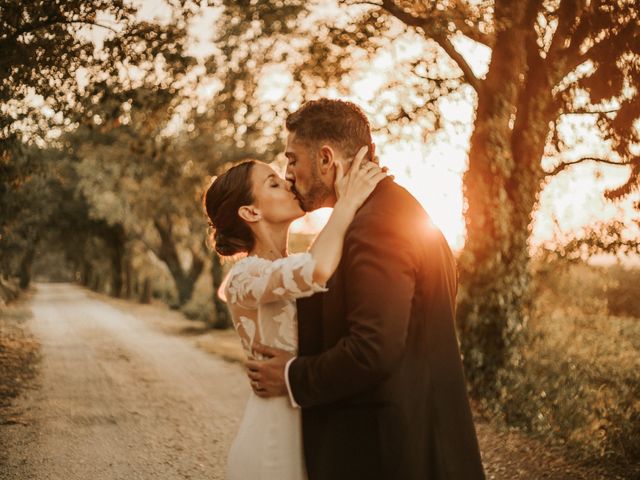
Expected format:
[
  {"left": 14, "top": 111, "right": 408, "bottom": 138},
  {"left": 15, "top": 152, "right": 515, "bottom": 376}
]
[
  {"left": 226, "top": 253, "right": 327, "bottom": 309},
  {"left": 237, "top": 316, "right": 256, "bottom": 352},
  {"left": 223, "top": 252, "right": 328, "bottom": 357}
]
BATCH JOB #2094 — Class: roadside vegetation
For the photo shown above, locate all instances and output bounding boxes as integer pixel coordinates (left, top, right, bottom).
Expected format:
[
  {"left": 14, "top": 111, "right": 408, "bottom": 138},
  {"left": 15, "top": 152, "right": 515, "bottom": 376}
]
[{"left": 0, "top": 292, "right": 39, "bottom": 425}]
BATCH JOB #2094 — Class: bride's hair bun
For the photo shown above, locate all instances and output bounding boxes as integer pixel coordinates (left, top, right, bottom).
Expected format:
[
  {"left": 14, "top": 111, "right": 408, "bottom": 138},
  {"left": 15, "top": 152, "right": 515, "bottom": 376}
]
[
  {"left": 213, "top": 229, "right": 252, "bottom": 257},
  {"left": 203, "top": 161, "right": 257, "bottom": 257}
]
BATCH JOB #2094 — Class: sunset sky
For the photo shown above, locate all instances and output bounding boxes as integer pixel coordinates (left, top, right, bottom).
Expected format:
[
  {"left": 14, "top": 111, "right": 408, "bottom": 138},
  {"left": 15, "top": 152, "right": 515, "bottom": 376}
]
[{"left": 131, "top": 0, "right": 639, "bottom": 252}]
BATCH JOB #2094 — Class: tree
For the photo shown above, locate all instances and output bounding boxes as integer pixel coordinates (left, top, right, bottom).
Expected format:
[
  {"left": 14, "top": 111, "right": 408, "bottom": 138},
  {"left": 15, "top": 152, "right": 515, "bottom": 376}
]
[
  {"left": 0, "top": 0, "right": 194, "bottom": 132},
  {"left": 64, "top": 61, "right": 282, "bottom": 308},
  {"left": 63, "top": 87, "right": 204, "bottom": 304},
  {"left": 0, "top": 144, "right": 53, "bottom": 289},
  {"left": 1, "top": 1, "right": 289, "bottom": 320},
  {"left": 187, "top": 14, "right": 304, "bottom": 325},
  {"left": 0, "top": 0, "right": 196, "bottom": 294},
  {"left": 213, "top": 0, "right": 640, "bottom": 399}
]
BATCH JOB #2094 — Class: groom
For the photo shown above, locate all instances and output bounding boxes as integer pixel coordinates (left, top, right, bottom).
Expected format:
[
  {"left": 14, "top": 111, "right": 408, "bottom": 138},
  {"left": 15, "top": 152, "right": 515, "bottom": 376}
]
[{"left": 247, "top": 98, "right": 485, "bottom": 479}]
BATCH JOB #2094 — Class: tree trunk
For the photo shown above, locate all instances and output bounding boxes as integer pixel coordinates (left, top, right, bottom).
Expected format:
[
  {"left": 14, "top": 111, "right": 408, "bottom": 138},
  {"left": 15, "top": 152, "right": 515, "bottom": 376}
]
[
  {"left": 456, "top": 2, "right": 532, "bottom": 400},
  {"left": 90, "top": 271, "right": 100, "bottom": 291},
  {"left": 211, "top": 253, "right": 231, "bottom": 329},
  {"left": 139, "top": 277, "right": 152, "bottom": 304},
  {"left": 18, "top": 245, "right": 36, "bottom": 289},
  {"left": 124, "top": 260, "right": 133, "bottom": 298},
  {"left": 168, "top": 253, "right": 204, "bottom": 306},
  {"left": 80, "top": 260, "right": 93, "bottom": 287},
  {"left": 154, "top": 218, "right": 204, "bottom": 306},
  {"left": 109, "top": 226, "right": 126, "bottom": 298},
  {"left": 458, "top": 3, "right": 564, "bottom": 402}
]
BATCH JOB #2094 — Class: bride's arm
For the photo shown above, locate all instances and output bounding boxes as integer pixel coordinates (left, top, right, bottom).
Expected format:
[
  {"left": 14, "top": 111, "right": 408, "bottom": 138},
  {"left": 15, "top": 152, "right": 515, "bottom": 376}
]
[
  {"left": 225, "top": 148, "right": 388, "bottom": 309},
  {"left": 308, "top": 146, "right": 389, "bottom": 285}
]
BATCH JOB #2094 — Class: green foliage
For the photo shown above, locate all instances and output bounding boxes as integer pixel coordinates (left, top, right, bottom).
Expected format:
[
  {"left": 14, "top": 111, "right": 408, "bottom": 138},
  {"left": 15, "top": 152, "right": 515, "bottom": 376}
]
[
  {"left": 0, "top": 0, "right": 196, "bottom": 290},
  {"left": 500, "top": 262, "right": 640, "bottom": 475},
  {"left": 179, "top": 268, "right": 215, "bottom": 322},
  {"left": 0, "top": 0, "right": 292, "bottom": 316},
  {"left": 0, "top": 275, "right": 19, "bottom": 306},
  {"left": 213, "top": 0, "right": 452, "bottom": 139},
  {"left": 538, "top": 220, "right": 640, "bottom": 262},
  {"left": 61, "top": 87, "right": 207, "bottom": 303},
  {"left": 606, "top": 265, "right": 640, "bottom": 318},
  {"left": 0, "top": 0, "right": 194, "bottom": 134}
]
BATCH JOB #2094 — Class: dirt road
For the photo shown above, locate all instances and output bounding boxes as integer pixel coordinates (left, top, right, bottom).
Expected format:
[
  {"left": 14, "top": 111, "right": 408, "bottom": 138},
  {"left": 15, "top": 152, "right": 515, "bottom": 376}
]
[
  {"left": 2, "top": 283, "right": 617, "bottom": 480},
  {"left": 0, "top": 283, "right": 248, "bottom": 480}
]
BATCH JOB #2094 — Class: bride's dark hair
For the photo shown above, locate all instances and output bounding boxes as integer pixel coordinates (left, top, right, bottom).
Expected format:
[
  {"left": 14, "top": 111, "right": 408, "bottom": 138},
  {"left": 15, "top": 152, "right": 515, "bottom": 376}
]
[{"left": 203, "top": 160, "right": 257, "bottom": 257}]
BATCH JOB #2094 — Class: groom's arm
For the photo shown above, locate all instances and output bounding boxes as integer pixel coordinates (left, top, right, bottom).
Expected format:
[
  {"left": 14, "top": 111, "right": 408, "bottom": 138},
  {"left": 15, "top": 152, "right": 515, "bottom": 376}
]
[{"left": 287, "top": 213, "right": 416, "bottom": 407}]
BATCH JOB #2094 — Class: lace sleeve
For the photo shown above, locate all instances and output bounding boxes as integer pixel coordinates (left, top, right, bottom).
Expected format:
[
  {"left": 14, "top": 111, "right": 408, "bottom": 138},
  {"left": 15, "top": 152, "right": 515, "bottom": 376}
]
[{"left": 225, "top": 252, "right": 328, "bottom": 309}]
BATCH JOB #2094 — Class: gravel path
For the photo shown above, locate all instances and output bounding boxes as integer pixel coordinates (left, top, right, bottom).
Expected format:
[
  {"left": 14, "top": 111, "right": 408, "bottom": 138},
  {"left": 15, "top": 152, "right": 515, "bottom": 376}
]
[{"left": 0, "top": 283, "right": 248, "bottom": 480}]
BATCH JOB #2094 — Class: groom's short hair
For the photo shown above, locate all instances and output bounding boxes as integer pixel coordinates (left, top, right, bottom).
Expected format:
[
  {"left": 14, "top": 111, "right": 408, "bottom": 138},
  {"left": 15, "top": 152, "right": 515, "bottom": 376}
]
[{"left": 286, "top": 98, "right": 373, "bottom": 160}]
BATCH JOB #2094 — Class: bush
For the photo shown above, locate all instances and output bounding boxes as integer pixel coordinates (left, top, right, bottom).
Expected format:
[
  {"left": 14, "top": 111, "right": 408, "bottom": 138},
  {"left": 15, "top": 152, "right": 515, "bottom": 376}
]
[
  {"left": 500, "top": 261, "right": 640, "bottom": 474},
  {"left": 180, "top": 297, "right": 214, "bottom": 323},
  {"left": 606, "top": 265, "right": 640, "bottom": 318},
  {"left": 0, "top": 275, "right": 20, "bottom": 307}
]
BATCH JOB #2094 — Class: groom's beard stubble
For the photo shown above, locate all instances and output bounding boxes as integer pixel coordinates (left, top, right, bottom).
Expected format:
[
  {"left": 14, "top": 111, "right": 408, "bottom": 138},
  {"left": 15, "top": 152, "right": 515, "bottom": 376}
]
[{"left": 294, "top": 168, "right": 333, "bottom": 213}]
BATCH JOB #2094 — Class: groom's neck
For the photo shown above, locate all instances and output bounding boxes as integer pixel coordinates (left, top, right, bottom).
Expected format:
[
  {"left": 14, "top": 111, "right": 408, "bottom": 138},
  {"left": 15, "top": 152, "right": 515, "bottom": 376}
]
[{"left": 324, "top": 192, "right": 338, "bottom": 209}]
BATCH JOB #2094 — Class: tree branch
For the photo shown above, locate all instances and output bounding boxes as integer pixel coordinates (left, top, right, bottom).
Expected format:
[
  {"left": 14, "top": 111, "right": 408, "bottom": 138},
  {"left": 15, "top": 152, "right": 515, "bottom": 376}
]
[
  {"left": 453, "top": 24, "right": 494, "bottom": 48},
  {"left": 446, "top": 0, "right": 495, "bottom": 48},
  {"left": 573, "top": 26, "right": 632, "bottom": 72},
  {"left": 433, "top": 34, "right": 482, "bottom": 93},
  {"left": 546, "top": 0, "right": 590, "bottom": 59},
  {"left": 379, "top": 0, "right": 428, "bottom": 28},
  {"left": 552, "top": 6, "right": 634, "bottom": 87},
  {"left": 545, "top": 156, "right": 632, "bottom": 176},
  {"left": 559, "top": 108, "right": 619, "bottom": 116},
  {"left": 380, "top": 0, "right": 482, "bottom": 93},
  {"left": 4, "top": 18, "right": 119, "bottom": 42},
  {"left": 342, "top": 0, "right": 384, "bottom": 7},
  {"left": 411, "top": 65, "right": 463, "bottom": 83},
  {"left": 349, "top": 0, "right": 493, "bottom": 42}
]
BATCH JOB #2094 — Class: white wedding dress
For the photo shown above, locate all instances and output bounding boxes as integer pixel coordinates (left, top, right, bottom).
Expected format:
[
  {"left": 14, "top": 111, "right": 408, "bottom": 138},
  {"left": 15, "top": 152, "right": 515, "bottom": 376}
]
[{"left": 223, "top": 252, "right": 327, "bottom": 480}]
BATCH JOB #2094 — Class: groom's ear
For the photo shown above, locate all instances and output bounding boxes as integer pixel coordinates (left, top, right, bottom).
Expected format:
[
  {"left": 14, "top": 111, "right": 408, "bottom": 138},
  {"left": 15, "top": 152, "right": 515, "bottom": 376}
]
[
  {"left": 238, "top": 205, "right": 261, "bottom": 223},
  {"left": 318, "top": 145, "right": 335, "bottom": 175}
]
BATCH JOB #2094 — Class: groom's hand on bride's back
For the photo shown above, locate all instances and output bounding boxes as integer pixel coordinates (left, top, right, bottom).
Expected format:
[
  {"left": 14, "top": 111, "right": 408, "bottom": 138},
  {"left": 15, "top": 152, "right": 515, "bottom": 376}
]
[{"left": 245, "top": 343, "right": 293, "bottom": 398}]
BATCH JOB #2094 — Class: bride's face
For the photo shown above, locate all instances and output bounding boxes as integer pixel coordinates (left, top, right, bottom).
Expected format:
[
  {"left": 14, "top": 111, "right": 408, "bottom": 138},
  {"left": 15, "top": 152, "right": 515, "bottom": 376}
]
[{"left": 250, "top": 162, "right": 305, "bottom": 224}]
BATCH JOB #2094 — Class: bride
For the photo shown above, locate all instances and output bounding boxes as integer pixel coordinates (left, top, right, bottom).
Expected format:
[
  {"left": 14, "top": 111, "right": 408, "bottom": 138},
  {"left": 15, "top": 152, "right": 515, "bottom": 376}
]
[{"left": 202, "top": 146, "right": 387, "bottom": 480}]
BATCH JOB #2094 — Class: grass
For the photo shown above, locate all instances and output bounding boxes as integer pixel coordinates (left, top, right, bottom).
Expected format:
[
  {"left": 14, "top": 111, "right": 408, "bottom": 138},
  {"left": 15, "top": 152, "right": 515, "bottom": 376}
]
[
  {"left": 501, "top": 262, "right": 640, "bottom": 476},
  {"left": 0, "top": 292, "right": 40, "bottom": 423}
]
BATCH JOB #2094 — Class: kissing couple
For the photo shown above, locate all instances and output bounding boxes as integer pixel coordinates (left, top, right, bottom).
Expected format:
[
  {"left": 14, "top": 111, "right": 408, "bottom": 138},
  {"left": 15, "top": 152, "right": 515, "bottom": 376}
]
[{"left": 203, "top": 99, "right": 485, "bottom": 480}]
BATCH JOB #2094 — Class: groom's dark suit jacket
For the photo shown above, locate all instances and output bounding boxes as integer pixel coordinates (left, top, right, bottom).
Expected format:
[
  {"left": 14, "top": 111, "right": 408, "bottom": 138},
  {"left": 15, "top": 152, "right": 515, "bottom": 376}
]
[{"left": 289, "top": 178, "right": 485, "bottom": 480}]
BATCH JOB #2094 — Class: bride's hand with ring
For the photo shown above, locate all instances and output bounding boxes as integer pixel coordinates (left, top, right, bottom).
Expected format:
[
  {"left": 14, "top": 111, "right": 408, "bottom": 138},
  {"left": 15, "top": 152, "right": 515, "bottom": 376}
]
[{"left": 334, "top": 146, "right": 391, "bottom": 213}]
